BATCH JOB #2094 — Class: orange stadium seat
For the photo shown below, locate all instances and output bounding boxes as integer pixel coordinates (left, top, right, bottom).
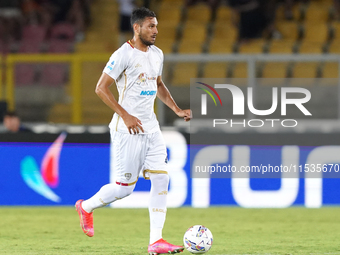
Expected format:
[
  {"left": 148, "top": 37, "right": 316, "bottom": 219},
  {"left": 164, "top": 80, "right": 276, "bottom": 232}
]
[
  {"left": 237, "top": 39, "right": 268, "bottom": 54},
  {"left": 209, "top": 38, "right": 235, "bottom": 53},
  {"left": 203, "top": 63, "right": 228, "bottom": 78},
  {"left": 209, "top": 23, "right": 237, "bottom": 53},
  {"left": 298, "top": 23, "right": 329, "bottom": 53},
  {"left": 275, "top": 4, "right": 301, "bottom": 21},
  {"left": 328, "top": 22, "right": 340, "bottom": 53},
  {"left": 158, "top": 0, "right": 182, "bottom": 25},
  {"left": 186, "top": 3, "right": 211, "bottom": 23},
  {"left": 215, "top": 5, "right": 232, "bottom": 23},
  {"left": 261, "top": 63, "right": 289, "bottom": 78},
  {"left": 268, "top": 39, "right": 296, "bottom": 53},
  {"left": 232, "top": 63, "right": 248, "bottom": 78},
  {"left": 304, "top": 2, "right": 330, "bottom": 24},
  {"left": 171, "top": 63, "right": 198, "bottom": 86},
  {"left": 178, "top": 22, "right": 206, "bottom": 53},
  {"left": 292, "top": 63, "right": 319, "bottom": 78},
  {"left": 322, "top": 62, "right": 339, "bottom": 78},
  {"left": 275, "top": 21, "right": 299, "bottom": 40},
  {"left": 155, "top": 23, "right": 177, "bottom": 53},
  {"left": 328, "top": 41, "right": 340, "bottom": 53}
]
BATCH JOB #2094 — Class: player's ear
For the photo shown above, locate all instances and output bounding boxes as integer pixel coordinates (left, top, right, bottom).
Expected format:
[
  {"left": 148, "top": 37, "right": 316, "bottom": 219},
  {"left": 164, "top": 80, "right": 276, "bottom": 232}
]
[{"left": 133, "top": 23, "right": 140, "bottom": 35}]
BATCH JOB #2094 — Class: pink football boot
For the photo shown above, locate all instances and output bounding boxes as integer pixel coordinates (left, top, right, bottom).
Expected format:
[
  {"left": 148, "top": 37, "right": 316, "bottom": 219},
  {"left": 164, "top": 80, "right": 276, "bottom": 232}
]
[
  {"left": 148, "top": 238, "right": 184, "bottom": 255},
  {"left": 75, "top": 199, "right": 94, "bottom": 237}
]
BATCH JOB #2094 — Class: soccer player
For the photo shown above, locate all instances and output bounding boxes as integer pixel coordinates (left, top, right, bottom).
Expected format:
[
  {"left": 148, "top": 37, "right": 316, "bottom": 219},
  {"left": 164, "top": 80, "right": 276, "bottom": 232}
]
[{"left": 75, "top": 6, "right": 191, "bottom": 255}]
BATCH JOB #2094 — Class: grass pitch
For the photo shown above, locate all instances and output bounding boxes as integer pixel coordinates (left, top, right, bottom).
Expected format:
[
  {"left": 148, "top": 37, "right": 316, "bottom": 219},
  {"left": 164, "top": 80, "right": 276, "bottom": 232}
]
[{"left": 1, "top": 207, "right": 340, "bottom": 255}]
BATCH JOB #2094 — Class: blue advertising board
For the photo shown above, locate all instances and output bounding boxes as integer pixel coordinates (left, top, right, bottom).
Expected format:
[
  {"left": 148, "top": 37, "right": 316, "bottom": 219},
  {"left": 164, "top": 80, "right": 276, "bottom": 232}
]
[{"left": 1, "top": 131, "right": 340, "bottom": 207}]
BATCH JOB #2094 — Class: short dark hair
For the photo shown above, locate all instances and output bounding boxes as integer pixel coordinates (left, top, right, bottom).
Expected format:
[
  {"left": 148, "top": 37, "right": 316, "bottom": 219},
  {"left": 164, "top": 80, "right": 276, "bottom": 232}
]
[
  {"left": 4, "top": 111, "right": 17, "bottom": 117},
  {"left": 130, "top": 7, "right": 156, "bottom": 28}
]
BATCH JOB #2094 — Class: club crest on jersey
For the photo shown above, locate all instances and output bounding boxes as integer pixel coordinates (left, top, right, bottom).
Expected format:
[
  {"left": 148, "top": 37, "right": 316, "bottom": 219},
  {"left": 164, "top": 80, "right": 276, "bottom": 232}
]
[
  {"left": 125, "top": 173, "right": 132, "bottom": 180},
  {"left": 136, "top": 73, "right": 157, "bottom": 86},
  {"left": 137, "top": 73, "right": 147, "bottom": 86}
]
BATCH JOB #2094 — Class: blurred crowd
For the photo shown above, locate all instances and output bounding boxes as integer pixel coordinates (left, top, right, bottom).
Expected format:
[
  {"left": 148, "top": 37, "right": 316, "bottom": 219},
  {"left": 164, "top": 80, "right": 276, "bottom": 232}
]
[{"left": 0, "top": 0, "right": 92, "bottom": 52}]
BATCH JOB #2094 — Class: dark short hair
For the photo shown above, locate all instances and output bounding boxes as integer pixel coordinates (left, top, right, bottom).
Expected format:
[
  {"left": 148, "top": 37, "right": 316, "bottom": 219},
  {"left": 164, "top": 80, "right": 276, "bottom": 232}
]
[
  {"left": 130, "top": 7, "right": 156, "bottom": 28},
  {"left": 4, "top": 111, "right": 17, "bottom": 117}
]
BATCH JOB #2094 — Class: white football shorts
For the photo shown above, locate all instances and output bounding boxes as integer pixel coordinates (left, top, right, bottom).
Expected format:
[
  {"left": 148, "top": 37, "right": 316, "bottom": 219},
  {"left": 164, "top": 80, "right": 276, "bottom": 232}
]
[{"left": 110, "top": 130, "right": 168, "bottom": 186}]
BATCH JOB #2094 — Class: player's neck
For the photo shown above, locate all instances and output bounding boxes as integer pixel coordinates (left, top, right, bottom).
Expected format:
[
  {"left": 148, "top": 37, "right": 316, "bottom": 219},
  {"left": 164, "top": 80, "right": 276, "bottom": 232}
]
[{"left": 129, "top": 38, "right": 149, "bottom": 52}]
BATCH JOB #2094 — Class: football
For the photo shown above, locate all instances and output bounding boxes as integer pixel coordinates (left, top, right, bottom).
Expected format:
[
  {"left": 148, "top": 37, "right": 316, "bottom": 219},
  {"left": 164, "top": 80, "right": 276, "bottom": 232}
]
[{"left": 183, "top": 225, "right": 213, "bottom": 254}]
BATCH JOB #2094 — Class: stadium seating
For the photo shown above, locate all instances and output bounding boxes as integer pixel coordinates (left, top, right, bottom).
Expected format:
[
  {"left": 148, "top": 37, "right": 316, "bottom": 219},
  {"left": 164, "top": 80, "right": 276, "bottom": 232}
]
[
  {"left": 304, "top": 1, "right": 329, "bottom": 24},
  {"left": 236, "top": 39, "right": 268, "bottom": 54},
  {"left": 21, "top": 24, "right": 47, "bottom": 44},
  {"left": 292, "top": 62, "right": 319, "bottom": 78},
  {"left": 50, "top": 23, "right": 76, "bottom": 41},
  {"left": 6, "top": 0, "right": 340, "bottom": 123},
  {"left": 328, "top": 22, "right": 340, "bottom": 53},
  {"left": 321, "top": 62, "right": 339, "bottom": 78},
  {"left": 178, "top": 22, "right": 206, "bottom": 53},
  {"left": 171, "top": 63, "right": 198, "bottom": 86},
  {"left": 39, "top": 39, "right": 72, "bottom": 87},
  {"left": 208, "top": 23, "right": 237, "bottom": 53},
  {"left": 39, "top": 64, "right": 68, "bottom": 86},
  {"left": 297, "top": 23, "right": 330, "bottom": 53},
  {"left": 203, "top": 63, "right": 228, "bottom": 78},
  {"left": 230, "top": 62, "right": 248, "bottom": 78},
  {"left": 155, "top": 23, "right": 176, "bottom": 53},
  {"left": 15, "top": 64, "right": 36, "bottom": 86},
  {"left": 261, "top": 63, "right": 289, "bottom": 78},
  {"left": 47, "top": 39, "right": 74, "bottom": 53}
]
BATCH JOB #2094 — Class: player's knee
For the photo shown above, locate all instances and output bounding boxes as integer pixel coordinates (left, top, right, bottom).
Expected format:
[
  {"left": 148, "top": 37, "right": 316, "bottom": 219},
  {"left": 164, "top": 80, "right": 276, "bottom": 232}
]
[
  {"left": 150, "top": 173, "right": 169, "bottom": 188},
  {"left": 159, "top": 173, "right": 169, "bottom": 184},
  {"left": 115, "top": 184, "right": 135, "bottom": 199}
]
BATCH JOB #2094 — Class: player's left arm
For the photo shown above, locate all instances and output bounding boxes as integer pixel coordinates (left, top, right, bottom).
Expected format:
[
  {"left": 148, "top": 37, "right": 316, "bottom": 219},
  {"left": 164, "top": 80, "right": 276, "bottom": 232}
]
[{"left": 156, "top": 76, "right": 192, "bottom": 122}]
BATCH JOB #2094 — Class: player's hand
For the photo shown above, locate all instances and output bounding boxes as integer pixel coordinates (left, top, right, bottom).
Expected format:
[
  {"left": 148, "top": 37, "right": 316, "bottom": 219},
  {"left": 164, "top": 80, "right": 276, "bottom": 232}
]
[
  {"left": 176, "top": 109, "right": 192, "bottom": 122},
  {"left": 122, "top": 114, "right": 144, "bottom": 134}
]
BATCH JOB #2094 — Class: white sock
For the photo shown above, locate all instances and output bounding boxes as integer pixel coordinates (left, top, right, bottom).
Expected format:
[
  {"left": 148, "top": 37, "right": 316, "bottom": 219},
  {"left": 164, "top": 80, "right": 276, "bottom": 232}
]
[
  {"left": 150, "top": 228, "right": 162, "bottom": 244},
  {"left": 148, "top": 173, "right": 169, "bottom": 244},
  {"left": 82, "top": 183, "right": 135, "bottom": 213}
]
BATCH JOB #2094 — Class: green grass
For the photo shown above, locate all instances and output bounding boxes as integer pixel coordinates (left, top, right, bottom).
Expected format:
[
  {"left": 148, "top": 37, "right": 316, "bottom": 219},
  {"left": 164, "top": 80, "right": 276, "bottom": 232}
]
[{"left": 0, "top": 207, "right": 340, "bottom": 255}]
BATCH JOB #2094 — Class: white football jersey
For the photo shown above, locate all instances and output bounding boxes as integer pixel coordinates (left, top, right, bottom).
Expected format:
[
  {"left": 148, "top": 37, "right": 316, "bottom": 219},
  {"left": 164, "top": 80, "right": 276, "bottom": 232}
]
[{"left": 103, "top": 41, "right": 163, "bottom": 134}]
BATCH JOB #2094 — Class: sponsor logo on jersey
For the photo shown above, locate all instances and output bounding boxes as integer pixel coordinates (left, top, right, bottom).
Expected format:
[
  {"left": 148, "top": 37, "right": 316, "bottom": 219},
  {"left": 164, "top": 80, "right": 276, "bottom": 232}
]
[
  {"left": 140, "top": 90, "right": 156, "bottom": 96},
  {"left": 135, "top": 63, "right": 142, "bottom": 68}
]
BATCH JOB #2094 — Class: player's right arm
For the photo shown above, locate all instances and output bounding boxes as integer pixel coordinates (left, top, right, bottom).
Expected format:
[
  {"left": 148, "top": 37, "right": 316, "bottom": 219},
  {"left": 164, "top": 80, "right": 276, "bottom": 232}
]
[{"left": 95, "top": 73, "right": 144, "bottom": 134}]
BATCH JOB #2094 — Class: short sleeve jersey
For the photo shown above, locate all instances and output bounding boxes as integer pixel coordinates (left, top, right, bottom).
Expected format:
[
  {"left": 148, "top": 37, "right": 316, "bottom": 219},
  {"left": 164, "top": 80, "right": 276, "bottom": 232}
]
[{"left": 103, "top": 41, "right": 164, "bottom": 134}]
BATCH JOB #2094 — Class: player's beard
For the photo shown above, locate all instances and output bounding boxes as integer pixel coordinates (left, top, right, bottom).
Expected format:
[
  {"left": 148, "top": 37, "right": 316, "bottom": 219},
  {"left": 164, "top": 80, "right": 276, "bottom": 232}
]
[{"left": 139, "top": 30, "right": 155, "bottom": 46}]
